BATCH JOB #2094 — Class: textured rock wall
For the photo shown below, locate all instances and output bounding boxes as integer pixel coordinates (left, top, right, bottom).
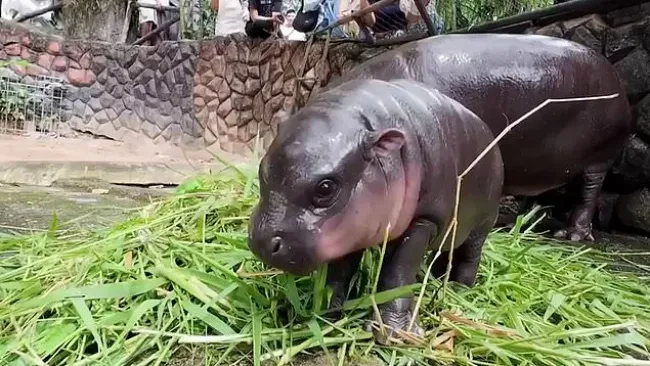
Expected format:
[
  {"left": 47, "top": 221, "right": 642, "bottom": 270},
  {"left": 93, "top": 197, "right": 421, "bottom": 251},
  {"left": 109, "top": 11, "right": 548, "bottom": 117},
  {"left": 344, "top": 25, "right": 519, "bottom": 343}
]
[
  {"left": 0, "top": 21, "right": 203, "bottom": 147},
  {"left": 192, "top": 36, "right": 365, "bottom": 153},
  {"left": 3, "top": 3, "right": 650, "bottom": 236},
  {"left": 66, "top": 41, "right": 202, "bottom": 146},
  {"left": 0, "top": 20, "right": 370, "bottom": 154}
]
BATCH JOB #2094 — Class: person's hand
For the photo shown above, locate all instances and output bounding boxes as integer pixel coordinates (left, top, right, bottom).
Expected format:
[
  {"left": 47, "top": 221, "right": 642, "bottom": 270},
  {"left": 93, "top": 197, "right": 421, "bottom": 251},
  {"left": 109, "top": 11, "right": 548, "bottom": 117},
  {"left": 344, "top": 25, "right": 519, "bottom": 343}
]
[{"left": 271, "top": 13, "right": 284, "bottom": 24}]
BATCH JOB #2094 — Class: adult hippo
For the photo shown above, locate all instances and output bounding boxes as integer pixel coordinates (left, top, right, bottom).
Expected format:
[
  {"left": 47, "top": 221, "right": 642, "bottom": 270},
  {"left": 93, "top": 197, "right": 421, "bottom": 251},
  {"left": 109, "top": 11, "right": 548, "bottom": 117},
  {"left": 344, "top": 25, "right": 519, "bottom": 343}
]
[
  {"left": 326, "top": 33, "right": 633, "bottom": 242},
  {"left": 248, "top": 78, "right": 504, "bottom": 343}
]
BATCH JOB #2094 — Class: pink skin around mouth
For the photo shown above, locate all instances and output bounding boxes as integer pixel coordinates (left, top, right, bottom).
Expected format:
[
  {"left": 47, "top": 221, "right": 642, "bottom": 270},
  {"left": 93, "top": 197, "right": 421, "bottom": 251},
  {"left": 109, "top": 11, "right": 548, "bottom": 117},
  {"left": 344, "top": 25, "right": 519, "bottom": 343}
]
[{"left": 315, "top": 161, "right": 422, "bottom": 263}]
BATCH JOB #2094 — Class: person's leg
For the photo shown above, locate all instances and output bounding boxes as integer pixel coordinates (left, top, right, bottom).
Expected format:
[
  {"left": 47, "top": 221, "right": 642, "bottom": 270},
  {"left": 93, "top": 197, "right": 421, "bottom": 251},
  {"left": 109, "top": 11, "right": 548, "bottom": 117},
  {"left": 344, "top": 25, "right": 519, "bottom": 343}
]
[
  {"left": 155, "top": 0, "right": 171, "bottom": 44},
  {"left": 140, "top": 21, "right": 156, "bottom": 45},
  {"left": 357, "top": 0, "right": 376, "bottom": 26},
  {"left": 139, "top": 3, "right": 159, "bottom": 46}
]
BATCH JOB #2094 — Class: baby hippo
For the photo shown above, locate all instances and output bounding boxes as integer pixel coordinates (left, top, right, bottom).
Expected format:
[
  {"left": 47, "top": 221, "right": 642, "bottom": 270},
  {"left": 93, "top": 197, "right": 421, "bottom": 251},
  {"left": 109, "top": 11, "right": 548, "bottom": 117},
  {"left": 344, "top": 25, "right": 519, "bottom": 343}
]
[{"left": 247, "top": 78, "right": 504, "bottom": 343}]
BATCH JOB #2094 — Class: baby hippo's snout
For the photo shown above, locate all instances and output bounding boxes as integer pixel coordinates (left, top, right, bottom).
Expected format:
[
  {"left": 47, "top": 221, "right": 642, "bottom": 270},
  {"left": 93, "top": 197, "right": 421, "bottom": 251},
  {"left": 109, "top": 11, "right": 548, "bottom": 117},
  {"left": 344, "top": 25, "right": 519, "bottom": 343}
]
[
  {"left": 248, "top": 232, "right": 285, "bottom": 258},
  {"left": 248, "top": 208, "right": 319, "bottom": 276},
  {"left": 255, "top": 234, "right": 290, "bottom": 258}
]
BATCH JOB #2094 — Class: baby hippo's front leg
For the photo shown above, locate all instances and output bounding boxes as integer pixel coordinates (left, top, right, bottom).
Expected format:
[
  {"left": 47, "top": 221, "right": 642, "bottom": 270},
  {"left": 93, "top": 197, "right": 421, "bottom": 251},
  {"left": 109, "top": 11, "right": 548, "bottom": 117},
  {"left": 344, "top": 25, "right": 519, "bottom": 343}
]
[
  {"left": 324, "top": 251, "right": 363, "bottom": 320},
  {"left": 368, "top": 219, "right": 437, "bottom": 345}
]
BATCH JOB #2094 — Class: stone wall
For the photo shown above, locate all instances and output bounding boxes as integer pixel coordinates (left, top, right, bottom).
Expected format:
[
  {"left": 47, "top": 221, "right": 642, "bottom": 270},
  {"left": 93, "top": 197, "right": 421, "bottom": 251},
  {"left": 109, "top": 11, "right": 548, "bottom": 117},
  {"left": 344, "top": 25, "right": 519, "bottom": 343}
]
[
  {"left": 0, "top": 20, "right": 371, "bottom": 154},
  {"left": 191, "top": 37, "right": 362, "bottom": 152},
  {"left": 3, "top": 2, "right": 650, "bottom": 236}
]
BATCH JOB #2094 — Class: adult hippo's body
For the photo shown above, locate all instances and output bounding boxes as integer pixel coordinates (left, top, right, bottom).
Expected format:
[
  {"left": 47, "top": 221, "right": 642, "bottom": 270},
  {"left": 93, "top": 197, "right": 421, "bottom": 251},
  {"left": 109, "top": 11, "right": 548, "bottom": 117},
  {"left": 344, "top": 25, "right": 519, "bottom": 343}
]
[
  {"left": 249, "top": 78, "right": 504, "bottom": 343},
  {"left": 326, "top": 33, "right": 633, "bottom": 241}
]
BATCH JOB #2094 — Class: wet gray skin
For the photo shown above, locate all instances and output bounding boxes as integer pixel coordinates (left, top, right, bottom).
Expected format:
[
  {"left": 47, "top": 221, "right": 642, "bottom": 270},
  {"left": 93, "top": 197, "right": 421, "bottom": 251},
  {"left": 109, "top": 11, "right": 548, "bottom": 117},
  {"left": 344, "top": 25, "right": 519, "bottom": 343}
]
[
  {"left": 248, "top": 78, "right": 504, "bottom": 344},
  {"left": 325, "top": 33, "right": 633, "bottom": 243}
]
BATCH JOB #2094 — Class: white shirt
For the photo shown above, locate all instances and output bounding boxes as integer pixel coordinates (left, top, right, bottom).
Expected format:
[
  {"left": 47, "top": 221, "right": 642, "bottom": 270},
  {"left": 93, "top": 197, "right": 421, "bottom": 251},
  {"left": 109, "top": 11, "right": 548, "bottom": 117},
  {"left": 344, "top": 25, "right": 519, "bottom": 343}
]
[
  {"left": 280, "top": 25, "right": 306, "bottom": 41},
  {"left": 215, "top": 0, "right": 249, "bottom": 36}
]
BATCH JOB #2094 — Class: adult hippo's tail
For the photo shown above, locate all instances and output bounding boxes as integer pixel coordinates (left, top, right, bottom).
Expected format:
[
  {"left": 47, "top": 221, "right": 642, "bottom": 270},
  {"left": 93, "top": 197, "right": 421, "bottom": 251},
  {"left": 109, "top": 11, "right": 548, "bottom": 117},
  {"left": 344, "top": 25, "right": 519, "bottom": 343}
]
[{"left": 326, "top": 33, "right": 634, "bottom": 241}]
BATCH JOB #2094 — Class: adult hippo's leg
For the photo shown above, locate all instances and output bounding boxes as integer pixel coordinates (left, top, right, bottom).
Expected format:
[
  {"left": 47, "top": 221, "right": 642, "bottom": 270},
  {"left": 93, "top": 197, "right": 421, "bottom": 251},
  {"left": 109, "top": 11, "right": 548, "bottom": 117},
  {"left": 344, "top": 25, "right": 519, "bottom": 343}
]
[
  {"left": 369, "top": 218, "right": 437, "bottom": 344},
  {"left": 553, "top": 161, "right": 610, "bottom": 242}
]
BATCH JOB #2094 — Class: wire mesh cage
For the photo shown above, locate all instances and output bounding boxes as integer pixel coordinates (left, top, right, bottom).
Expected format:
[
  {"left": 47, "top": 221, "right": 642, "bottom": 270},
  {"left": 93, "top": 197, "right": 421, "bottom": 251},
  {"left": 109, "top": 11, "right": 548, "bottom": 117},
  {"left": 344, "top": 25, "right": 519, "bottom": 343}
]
[{"left": 0, "top": 74, "right": 67, "bottom": 136}]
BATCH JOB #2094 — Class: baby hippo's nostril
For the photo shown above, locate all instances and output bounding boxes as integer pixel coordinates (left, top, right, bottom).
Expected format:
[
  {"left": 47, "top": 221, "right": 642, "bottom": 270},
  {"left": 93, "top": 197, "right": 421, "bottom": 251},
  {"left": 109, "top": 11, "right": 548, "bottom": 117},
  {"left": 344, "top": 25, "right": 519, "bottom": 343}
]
[{"left": 271, "top": 236, "right": 283, "bottom": 255}]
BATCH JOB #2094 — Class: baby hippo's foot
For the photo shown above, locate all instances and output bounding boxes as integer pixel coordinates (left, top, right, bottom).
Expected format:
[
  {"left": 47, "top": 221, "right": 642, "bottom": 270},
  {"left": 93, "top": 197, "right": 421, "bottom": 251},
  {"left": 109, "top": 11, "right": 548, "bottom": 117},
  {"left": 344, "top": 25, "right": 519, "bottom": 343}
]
[
  {"left": 553, "top": 223, "right": 594, "bottom": 242},
  {"left": 322, "top": 292, "right": 349, "bottom": 322},
  {"left": 364, "top": 309, "right": 425, "bottom": 345},
  {"left": 323, "top": 306, "right": 344, "bottom": 323}
]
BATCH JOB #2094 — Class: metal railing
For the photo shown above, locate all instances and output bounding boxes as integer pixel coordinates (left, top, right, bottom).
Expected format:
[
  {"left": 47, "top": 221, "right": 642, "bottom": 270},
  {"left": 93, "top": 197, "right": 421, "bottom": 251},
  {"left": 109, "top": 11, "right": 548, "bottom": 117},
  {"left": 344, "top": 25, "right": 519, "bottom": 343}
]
[{"left": 0, "top": 74, "right": 67, "bottom": 136}]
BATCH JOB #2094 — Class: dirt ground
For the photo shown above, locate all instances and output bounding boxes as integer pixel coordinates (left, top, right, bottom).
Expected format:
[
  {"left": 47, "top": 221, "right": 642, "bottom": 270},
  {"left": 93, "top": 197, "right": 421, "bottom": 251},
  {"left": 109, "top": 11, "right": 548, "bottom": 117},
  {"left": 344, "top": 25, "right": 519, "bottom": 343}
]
[
  {"left": 0, "top": 133, "right": 246, "bottom": 165},
  {"left": 0, "top": 133, "right": 253, "bottom": 186}
]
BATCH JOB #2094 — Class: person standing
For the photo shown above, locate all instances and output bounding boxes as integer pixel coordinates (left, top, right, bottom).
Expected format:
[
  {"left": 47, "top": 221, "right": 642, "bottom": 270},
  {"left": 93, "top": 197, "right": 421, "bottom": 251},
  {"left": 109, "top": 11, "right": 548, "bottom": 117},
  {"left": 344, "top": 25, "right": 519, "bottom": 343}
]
[
  {"left": 358, "top": 0, "right": 444, "bottom": 40},
  {"left": 211, "top": 0, "right": 249, "bottom": 36},
  {"left": 138, "top": 0, "right": 170, "bottom": 46},
  {"left": 279, "top": 9, "right": 306, "bottom": 40},
  {"left": 246, "top": 0, "right": 284, "bottom": 39}
]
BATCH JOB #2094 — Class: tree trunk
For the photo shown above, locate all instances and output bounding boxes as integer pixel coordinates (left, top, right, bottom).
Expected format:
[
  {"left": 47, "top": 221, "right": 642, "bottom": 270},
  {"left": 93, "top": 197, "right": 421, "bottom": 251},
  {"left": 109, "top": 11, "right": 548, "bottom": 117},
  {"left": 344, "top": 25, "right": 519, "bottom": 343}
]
[{"left": 61, "top": 0, "right": 127, "bottom": 42}]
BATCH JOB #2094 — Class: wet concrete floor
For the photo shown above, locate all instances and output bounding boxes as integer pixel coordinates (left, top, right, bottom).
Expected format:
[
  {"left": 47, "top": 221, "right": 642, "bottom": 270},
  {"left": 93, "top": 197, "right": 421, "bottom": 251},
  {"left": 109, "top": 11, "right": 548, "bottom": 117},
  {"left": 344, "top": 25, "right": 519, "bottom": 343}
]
[{"left": 0, "top": 180, "right": 171, "bottom": 234}]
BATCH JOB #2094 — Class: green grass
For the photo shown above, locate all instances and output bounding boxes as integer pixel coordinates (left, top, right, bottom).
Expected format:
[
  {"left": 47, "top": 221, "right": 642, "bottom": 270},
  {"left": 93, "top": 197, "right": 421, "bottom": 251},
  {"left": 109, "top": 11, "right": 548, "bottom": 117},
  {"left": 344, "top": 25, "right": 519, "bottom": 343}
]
[{"left": 1, "top": 163, "right": 650, "bottom": 366}]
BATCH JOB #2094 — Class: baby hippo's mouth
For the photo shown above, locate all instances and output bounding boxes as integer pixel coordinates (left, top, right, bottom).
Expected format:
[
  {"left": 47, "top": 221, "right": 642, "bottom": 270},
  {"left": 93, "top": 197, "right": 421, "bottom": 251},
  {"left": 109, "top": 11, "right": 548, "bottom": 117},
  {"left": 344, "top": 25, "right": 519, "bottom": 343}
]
[{"left": 247, "top": 224, "right": 321, "bottom": 276}]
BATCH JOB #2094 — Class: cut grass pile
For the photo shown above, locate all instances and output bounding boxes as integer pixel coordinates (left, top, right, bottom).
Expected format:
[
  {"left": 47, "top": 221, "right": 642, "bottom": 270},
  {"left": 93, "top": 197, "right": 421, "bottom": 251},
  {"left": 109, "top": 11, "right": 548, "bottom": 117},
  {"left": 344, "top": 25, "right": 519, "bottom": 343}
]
[{"left": 1, "top": 165, "right": 650, "bottom": 366}]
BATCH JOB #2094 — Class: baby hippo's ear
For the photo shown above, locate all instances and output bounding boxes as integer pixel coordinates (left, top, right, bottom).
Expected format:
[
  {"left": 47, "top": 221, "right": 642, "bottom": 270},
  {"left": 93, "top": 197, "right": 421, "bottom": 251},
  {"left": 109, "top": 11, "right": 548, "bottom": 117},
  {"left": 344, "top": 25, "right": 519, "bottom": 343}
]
[{"left": 363, "top": 128, "right": 406, "bottom": 159}]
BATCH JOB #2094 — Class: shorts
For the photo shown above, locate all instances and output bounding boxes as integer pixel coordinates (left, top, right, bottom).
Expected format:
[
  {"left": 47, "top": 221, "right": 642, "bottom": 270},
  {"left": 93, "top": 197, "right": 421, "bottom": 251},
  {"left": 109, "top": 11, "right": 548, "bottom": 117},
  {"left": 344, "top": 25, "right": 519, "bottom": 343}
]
[
  {"left": 368, "top": 0, "right": 407, "bottom": 33},
  {"left": 138, "top": 0, "right": 170, "bottom": 25}
]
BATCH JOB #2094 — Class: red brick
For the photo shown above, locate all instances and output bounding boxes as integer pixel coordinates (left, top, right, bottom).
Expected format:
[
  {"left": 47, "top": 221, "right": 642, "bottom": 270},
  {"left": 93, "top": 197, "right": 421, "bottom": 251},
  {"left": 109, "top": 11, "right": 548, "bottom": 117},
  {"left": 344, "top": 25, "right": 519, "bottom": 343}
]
[
  {"left": 47, "top": 41, "right": 61, "bottom": 55},
  {"left": 52, "top": 56, "right": 68, "bottom": 72},
  {"left": 5, "top": 33, "right": 20, "bottom": 45},
  {"left": 194, "top": 97, "right": 206, "bottom": 108},
  {"left": 68, "top": 68, "right": 96, "bottom": 86},
  {"left": 21, "top": 47, "right": 35, "bottom": 61},
  {"left": 5, "top": 43, "right": 21, "bottom": 56},
  {"left": 21, "top": 34, "right": 32, "bottom": 46},
  {"left": 38, "top": 53, "right": 54, "bottom": 70}
]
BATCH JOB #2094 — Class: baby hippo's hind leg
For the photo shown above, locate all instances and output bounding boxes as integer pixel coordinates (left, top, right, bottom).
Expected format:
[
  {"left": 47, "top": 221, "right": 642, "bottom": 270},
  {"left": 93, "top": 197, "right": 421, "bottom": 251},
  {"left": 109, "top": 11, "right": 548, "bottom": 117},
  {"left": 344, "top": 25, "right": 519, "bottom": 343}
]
[
  {"left": 449, "top": 223, "right": 492, "bottom": 287},
  {"left": 428, "top": 221, "right": 492, "bottom": 287}
]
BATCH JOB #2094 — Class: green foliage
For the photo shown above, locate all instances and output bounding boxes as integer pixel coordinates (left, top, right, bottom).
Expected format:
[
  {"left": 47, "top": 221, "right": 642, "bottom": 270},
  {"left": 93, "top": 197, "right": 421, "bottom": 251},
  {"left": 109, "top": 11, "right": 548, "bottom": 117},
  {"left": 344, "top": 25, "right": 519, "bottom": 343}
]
[
  {"left": 1, "top": 163, "right": 650, "bottom": 365},
  {"left": 0, "top": 60, "right": 31, "bottom": 131},
  {"left": 60, "top": 0, "right": 117, "bottom": 14},
  {"left": 180, "top": 0, "right": 218, "bottom": 40},
  {"left": 436, "top": 0, "right": 553, "bottom": 31}
]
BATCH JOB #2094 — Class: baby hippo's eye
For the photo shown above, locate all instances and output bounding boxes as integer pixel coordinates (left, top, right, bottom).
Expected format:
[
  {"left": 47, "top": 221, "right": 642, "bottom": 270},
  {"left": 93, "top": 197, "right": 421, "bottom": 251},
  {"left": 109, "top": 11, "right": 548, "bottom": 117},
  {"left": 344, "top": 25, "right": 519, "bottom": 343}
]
[{"left": 313, "top": 178, "right": 339, "bottom": 207}]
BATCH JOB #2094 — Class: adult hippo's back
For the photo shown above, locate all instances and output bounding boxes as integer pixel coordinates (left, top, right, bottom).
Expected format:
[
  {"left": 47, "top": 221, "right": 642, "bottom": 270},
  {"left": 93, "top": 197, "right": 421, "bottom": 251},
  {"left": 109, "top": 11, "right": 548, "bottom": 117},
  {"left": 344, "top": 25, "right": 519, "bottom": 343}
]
[{"left": 326, "top": 33, "right": 633, "bottom": 241}]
